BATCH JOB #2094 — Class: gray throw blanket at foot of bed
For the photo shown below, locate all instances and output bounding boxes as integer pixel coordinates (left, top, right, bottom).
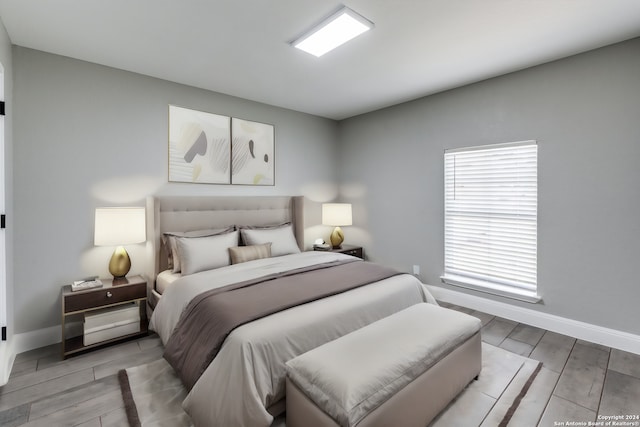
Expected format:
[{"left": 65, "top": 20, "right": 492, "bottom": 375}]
[{"left": 164, "top": 259, "right": 401, "bottom": 390}]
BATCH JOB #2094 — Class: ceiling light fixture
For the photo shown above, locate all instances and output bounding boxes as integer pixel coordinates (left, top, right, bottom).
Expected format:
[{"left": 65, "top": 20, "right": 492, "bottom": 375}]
[{"left": 292, "top": 6, "right": 374, "bottom": 57}]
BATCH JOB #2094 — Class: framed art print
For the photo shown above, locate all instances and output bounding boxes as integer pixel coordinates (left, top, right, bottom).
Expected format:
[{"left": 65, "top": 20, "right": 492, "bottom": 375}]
[
  {"left": 231, "top": 118, "right": 275, "bottom": 185},
  {"left": 168, "top": 105, "right": 231, "bottom": 184}
]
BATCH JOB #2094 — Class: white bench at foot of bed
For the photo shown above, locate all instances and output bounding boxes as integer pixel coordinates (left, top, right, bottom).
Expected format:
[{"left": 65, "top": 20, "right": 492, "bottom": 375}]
[{"left": 285, "top": 303, "right": 482, "bottom": 427}]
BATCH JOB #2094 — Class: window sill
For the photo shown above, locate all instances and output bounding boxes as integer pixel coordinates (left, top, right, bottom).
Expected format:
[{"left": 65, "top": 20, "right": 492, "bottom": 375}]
[{"left": 440, "top": 275, "right": 542, "bottom": 304}]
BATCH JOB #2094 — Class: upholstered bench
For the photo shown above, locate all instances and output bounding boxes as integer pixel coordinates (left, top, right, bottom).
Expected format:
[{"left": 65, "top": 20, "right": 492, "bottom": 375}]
[{"left": 285, "top": 303, "right": 482, "bottom": 427}]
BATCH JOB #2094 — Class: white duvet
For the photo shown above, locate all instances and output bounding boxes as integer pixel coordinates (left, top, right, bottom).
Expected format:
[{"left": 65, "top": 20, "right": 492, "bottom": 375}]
[{"left": 150, "top": 251, "right": 437, "bottom": 427}]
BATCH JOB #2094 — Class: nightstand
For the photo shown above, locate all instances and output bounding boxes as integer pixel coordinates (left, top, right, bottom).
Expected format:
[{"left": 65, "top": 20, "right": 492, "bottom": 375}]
[
  {"left": 316, "top": 244, "right": 364, "bottom": 259},
  {"left": 61, "top": 275, "right": 148, "bottom": 358}
]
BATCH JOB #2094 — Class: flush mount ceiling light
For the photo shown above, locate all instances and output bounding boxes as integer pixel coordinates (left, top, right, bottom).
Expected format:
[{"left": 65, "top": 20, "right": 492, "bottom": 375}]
[{"left": 292, "top": 6, "right": 374, "bottom": 57}]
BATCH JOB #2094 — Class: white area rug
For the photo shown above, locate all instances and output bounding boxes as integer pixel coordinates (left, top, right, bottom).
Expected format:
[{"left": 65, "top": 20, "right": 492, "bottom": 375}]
[
  {"left": 119, "top": 343, "right": 540, "bottom": 427},
  {"left": 430, "top": 342, "right": 542, "bottom": 427}
]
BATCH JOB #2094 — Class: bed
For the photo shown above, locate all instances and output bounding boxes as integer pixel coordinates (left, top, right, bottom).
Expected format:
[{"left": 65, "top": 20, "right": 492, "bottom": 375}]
[{"left": 146, "top": 195, "right": 440, "bottom": 427}]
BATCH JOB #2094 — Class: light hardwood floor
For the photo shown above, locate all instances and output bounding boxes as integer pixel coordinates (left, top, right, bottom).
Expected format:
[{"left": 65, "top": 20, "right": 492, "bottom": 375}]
[{"left": 1, "top": 304, "right": 639, "bottom": 426}]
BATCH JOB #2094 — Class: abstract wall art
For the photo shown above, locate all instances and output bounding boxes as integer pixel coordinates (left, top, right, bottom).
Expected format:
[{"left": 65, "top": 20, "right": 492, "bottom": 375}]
[
  {"left": 168, "top": 106, "right": 275, "bottom": 185},
  {"left": 168, "top": 105, "right": 231, "bottom": 184},
  {"left": 231, "top": 118, "right": 275, "bottom": 186}
]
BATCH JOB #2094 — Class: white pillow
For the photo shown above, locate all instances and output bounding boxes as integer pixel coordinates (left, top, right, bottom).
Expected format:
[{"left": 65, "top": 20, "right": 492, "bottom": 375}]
[
  {"left": 176, "top": 230, "right": 239, "bottom": 275},
  {"left": 163, "top": 227, "right": 235, "bottom": 273},
  {"left": 240, "top": 225, "right": 300, "bottom": 257}
]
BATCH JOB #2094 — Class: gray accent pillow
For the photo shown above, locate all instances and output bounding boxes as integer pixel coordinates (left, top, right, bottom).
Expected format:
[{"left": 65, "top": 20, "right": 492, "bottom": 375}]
[
  {"left": 163, "top": 226, "right": 235, "bottom": 273},
  {"left": 240, "top": 224, "right": 300, "bottom": 257},
  {"left": 175, "top": 230, "right": 240, "bottom": 276},
  {"left": 228, "top": 243, "right": 272, "bottom": 265},
  {"left": 238, "top": 222, "right": 291, "bottom": 245}
]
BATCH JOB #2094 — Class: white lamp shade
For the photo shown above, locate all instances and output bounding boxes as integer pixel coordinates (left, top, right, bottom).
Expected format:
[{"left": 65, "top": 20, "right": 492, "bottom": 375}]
[
  {"left": 94, "top": 207, "right": 146, "bottom": 246},
  {"left": 322, "top": 203, "right": 353, "bottom": 226}
]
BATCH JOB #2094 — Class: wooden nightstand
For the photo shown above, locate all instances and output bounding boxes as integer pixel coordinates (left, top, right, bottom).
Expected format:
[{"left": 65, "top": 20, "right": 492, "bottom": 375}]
[
  {"left": 61, "top": 275, "right": 148, "bottom": 358},
  {"left": 315, "top": 244, "right": 364, "bottom": 259}
]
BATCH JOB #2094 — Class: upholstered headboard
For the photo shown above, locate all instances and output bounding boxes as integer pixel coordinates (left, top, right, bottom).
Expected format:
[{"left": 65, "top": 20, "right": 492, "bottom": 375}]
[{"left": 146, "top": 195, "right": 304, "bottom": 303}]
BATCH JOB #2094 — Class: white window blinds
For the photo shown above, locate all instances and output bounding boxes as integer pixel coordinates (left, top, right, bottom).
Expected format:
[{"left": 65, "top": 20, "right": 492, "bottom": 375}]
[{"left": 443, "top": 141, "right": 538, "bottom": 295}]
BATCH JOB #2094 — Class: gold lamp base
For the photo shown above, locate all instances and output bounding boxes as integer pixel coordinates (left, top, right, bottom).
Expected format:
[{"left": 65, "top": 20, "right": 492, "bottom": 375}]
[
  {"left": 109, "top": 246, "right": 131, "bottom": 279},
  {"left": 330, "top": 226, "right": 345, "bottom": 249}
]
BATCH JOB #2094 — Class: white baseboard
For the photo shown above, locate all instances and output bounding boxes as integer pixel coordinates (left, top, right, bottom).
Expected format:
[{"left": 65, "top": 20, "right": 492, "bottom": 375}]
[
  {"left": 428, "top": 285, "right": 640, "bottom": 355},
  {"left": 0, "top": 340, "right": 16, "bottom": 386},
  {"left": 13, "top": 325, "right": 61, "bottom": 355},
  {"left": 0, "top": 321, "right": 100, "bottom": 382},
  {"left": 0, "top": 323, "right": 79, "bottom": 384}
]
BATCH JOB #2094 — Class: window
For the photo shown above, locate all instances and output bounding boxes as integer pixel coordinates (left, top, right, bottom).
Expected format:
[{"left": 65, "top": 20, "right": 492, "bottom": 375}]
[{"left": 442, "top": 140, "right": 539, "bottom": 302}]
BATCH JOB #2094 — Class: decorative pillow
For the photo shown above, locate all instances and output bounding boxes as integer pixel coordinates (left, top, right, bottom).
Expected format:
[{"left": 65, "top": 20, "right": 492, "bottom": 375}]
[
  {"left": 240, "top": 224, "right": 300, "bottom": 257},
  {"left": 228, "top": 243, "right": 272, "bottom": 265},
  {"left": 163, "top": 227, "right": 235, "bottom": 273},
  {"left": 175, "top": 230, "right": 240, "bottom": 276}
]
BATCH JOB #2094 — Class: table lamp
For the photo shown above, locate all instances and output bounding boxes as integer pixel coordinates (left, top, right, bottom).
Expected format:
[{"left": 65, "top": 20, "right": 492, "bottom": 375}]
[
  {"left": 322, "top": 203, "right": 352, "bottom": 249},
  {"left": 94, "top": 207, "right": 146, "bottom": 279}
]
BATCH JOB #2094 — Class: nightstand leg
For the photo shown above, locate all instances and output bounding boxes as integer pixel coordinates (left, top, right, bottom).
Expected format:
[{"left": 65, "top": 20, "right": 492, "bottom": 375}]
[{"left": 61, "top": 302, "right": 66, "bottom": 358}]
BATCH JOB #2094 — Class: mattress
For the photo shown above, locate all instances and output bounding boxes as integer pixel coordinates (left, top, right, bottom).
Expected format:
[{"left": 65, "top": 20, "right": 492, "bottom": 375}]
[{"left": 156, "top": 269, "right": 182, "bottom": 294}]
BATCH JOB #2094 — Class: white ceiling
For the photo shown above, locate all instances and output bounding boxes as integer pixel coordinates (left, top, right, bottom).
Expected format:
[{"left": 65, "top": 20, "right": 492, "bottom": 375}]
[{"left": 1, "top": 0, "right": 640, "bottom": 120}]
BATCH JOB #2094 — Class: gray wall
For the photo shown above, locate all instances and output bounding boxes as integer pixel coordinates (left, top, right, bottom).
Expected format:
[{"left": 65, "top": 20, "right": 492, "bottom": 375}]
[
  {"left": 338, "top": 37, "right": 640, "bottom": 335},
  {"left": 11, "top": 38, "right": 640, "bottom": 337},
  {"left": 12, "top": 47, "right": 338, "bottom": 333},
  {"left": 0, "top": 18, "right": 13, "bottom": 340}
]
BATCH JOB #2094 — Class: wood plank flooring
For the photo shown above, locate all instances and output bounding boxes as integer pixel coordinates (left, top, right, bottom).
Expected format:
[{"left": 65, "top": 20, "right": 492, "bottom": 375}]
[
  {"left": 0, "top": 335, "right": 162, "bottom": 427},
  {"left": 1, "top": 304, "right": 639, "bottom": 426},
  {"left": 441, "top": 302, "right": 640, "bottom": 426}
]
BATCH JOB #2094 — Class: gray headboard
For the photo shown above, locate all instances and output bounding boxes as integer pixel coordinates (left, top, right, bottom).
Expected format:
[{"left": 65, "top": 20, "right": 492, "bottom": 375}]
[{"left": 146, "top": 195, "right": 304, "bottom": 300}]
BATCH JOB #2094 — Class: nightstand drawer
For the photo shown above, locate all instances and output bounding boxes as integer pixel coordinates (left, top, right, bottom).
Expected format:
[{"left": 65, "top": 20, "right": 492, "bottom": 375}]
[
  {"left": 64, "top": 282, "right": 146, "bottom": 313},
  {"left": 314, "top": 244, "right": 364, "bottom": 259},
  {"left": 341, "top": 247, "right": 363, "bottom": 259}
]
